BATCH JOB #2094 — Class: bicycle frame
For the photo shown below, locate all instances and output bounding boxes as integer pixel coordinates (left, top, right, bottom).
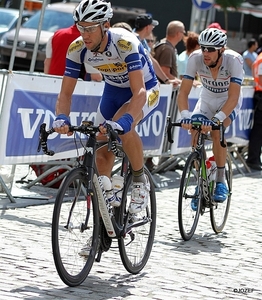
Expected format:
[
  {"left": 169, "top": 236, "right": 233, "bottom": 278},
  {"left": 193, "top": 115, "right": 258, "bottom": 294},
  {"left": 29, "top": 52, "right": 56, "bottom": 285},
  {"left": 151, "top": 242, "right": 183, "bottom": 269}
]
[
  {"left": 38, "top": 122, "right": 150, "bottom": 239},
  {"left": 194, "top": 131, "right": 216, "bottom": 209},
  {"left": 167, "top": 117, "right": 232, "bottom": 240},
  {"left": 39, "top": 122, "right": 157, "bottom": 285}
]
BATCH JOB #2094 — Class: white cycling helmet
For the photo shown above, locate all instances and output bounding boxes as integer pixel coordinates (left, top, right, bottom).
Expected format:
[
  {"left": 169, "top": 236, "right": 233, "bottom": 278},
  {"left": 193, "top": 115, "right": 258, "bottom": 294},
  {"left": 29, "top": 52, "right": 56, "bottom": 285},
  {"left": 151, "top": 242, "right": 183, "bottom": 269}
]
[
  {"left": 73, "top": 0, "right": 113, "bottom": 23},
  {"left": 198, "top": 28, "right": 227, "bottom": 48}
]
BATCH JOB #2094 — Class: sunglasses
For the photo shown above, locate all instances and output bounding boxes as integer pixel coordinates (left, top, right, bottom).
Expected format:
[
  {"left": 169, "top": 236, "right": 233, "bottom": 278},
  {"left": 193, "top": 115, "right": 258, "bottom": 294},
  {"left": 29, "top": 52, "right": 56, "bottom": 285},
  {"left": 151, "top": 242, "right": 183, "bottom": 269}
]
[
  {"left": 76, "top": 23, "right": 101, "bottom": 33},
  {"left": 146, "top": 39, "right": 155, "bottom": 43},
  {"left": 201, "top": 46, "right": 221, "bottom": 52}
]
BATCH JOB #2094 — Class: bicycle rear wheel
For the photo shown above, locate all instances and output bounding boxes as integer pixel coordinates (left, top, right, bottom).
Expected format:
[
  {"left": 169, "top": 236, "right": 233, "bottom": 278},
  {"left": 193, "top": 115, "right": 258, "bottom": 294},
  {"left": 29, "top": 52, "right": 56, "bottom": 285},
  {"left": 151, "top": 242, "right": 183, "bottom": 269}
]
[
  {"left": 210, "top": 153, "right": 232, "bottom": 233},
  {"left": 118, "top": 167, "right": 156, "bottom": 274},
  {"left": 52, "top": 168, "right": 100, "bottom": 287},
  {"left": 178, "top": 152, "right": 201, "bottom": 241}
]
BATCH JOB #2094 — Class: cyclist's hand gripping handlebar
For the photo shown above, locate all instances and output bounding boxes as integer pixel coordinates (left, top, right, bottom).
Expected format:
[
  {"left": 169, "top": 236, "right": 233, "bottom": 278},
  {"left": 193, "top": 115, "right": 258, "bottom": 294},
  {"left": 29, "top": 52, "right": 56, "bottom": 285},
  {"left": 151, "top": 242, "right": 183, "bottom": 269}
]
[
  {"left": 166, "top": 117, "right": 226, "bottom": 148},
  {"left": 38, "top": 122, "right": 124, "bottom": 156}
]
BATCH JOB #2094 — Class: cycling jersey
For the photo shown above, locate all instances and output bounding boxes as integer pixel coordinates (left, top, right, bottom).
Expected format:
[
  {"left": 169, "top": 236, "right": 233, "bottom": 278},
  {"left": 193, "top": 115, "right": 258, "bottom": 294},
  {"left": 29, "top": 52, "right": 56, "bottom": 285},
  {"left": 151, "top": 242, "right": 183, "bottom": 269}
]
[
  {"left": 184, "top": 49, "right": 244, "bottom": 120},
  {"left": 65, "top": 27, "right": 158, "bottom": 89},
  {"left": 65, "top": 27, "right": 159, "bottom": 124}
]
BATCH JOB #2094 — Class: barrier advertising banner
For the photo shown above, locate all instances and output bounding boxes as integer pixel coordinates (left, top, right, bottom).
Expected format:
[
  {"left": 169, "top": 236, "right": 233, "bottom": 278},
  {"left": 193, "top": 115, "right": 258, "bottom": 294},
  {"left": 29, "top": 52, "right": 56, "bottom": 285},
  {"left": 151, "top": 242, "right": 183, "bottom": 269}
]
[{"left": 0, "top": 72, "right": 173, "bottom": 164}]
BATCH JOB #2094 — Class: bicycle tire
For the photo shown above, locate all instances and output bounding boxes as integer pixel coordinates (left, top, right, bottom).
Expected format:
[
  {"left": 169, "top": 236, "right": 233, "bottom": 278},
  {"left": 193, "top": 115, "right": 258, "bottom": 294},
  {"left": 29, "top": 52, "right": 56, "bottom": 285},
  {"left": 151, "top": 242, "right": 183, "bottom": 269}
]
[
  {"left": 118, "top": 167, "right": 156, "bottom": 273},
  {"left": 210, "top": 153, "right": 232, "bottom": 233},
  {"left": 178, "top": 152, "right": 201, "bottom": 241},
  {"left": 52, "top": 167, "right": 100, "bottom": 287}
]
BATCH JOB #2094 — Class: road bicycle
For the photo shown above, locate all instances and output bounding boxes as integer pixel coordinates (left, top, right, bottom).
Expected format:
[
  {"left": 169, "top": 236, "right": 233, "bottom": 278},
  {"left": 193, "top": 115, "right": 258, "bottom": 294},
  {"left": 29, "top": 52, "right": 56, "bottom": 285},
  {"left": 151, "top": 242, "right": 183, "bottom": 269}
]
[
  {"left": 38, "top": 121, "right": 156, "bottom": 286},
  {"left": 167, "top": 118, "right": 232, "bottom": 241}
]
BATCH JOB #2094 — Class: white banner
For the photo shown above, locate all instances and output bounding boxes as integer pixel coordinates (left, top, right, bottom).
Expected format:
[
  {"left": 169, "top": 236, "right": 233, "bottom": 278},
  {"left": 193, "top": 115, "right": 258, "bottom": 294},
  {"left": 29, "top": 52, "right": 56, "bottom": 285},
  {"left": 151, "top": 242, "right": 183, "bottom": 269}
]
[{"left": 0, "top": 72, "right": 173, "bottom": 164}]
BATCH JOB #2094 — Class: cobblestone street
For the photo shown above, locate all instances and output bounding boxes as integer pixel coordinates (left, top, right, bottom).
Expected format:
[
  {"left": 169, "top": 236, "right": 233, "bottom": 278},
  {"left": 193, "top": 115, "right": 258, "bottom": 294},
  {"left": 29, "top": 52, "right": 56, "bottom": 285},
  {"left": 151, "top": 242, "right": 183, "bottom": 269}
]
[{"left": 0, "top": 170, "right": 262, "bottom": 299}]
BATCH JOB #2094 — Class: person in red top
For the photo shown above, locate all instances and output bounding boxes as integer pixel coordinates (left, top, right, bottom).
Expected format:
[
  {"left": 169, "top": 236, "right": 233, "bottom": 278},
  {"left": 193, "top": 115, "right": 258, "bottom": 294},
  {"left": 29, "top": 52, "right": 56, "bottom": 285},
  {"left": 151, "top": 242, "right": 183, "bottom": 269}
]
[{"left": 44, "top": 24, "right": 102, "bottom": 81}]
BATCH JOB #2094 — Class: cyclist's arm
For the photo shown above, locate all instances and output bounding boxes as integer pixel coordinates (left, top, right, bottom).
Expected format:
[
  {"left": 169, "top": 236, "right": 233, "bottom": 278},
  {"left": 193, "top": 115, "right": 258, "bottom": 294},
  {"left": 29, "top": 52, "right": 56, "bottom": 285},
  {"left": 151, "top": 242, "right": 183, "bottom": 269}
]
[
  {"left": 54, "top": 76, "right": 78, "bottom": 134},
  {"left": 215, "top": 82, "right": 241, "bottom": 127},
  {"left": 177, "top": 77, "right": 193, "bottom": 113},
  {"left": 126, "top": 69, "right": 147, "bottom": 124}
]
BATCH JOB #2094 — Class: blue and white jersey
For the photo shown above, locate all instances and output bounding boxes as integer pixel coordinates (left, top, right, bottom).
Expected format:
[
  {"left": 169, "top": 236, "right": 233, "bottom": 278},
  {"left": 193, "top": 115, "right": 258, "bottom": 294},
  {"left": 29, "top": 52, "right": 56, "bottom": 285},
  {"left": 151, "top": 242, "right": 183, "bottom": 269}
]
[{"left": 65, "top": 27, "right": 158, "bottom": 89}]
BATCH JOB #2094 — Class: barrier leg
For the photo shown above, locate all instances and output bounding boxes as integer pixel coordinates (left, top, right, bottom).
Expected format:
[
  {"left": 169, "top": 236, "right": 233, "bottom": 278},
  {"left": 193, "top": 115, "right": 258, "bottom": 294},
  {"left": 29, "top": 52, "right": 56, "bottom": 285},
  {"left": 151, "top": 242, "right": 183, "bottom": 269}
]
[{"left": 0, "top": 175, "right": 16, "bottom": 203}]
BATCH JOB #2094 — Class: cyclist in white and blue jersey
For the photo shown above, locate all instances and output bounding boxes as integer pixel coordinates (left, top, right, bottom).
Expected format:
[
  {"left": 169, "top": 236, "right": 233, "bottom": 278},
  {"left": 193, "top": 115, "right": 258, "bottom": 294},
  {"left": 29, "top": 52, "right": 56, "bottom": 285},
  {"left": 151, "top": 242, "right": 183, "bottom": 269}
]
[
  {"left": 177, "top": 28, "right": 243, "bottom": 202},
  {"left": 52, "top": 0, "right": 160, "bottom": 214}
]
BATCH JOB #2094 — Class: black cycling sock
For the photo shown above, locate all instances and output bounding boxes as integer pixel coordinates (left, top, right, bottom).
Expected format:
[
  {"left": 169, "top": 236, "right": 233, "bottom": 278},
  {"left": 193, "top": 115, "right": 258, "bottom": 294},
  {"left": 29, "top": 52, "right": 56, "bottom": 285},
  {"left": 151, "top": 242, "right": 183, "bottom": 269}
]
[{"left": 132, "top": 167, "right": 146, "bottom": 183}]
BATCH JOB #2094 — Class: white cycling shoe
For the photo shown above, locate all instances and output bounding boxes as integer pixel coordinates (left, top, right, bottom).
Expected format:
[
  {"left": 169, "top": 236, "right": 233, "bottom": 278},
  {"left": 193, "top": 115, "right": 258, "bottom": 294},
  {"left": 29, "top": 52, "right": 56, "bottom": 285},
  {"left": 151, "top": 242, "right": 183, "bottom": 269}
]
[{"left": 129, "top": 179, "right": 150, "bottom": 214}]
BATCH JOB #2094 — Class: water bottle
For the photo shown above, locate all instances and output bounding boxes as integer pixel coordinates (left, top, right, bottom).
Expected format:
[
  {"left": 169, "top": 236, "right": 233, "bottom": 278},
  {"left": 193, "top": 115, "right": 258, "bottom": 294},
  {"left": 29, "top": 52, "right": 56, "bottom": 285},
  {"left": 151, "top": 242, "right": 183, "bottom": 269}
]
[
  {"left": 112, "top": 175, "right": 124, "bottom": 207},
  {"left": 100, "top": 175, "right": 123, "bottom": 207},
  {"left": 100, "top": 175, "right": 119, "bottom": 207},
  {"left": 206, "top": 156, "right": 217, "bottom": 182}
]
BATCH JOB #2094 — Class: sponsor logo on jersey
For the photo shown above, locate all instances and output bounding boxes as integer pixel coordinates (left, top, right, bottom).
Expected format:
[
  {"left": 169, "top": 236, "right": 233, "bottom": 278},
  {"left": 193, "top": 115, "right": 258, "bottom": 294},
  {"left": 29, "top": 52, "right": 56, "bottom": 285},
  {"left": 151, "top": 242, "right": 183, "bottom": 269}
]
[
  {"left": 148, "top": 89, "right": 159, "bottom": 107},
  {"left": 117, "top": 39, "right": 132, "bottom": 51},
  {"left": 96, "top": 62, "right": 127, "bottom": 73},
  {"left": 68, "top": 40, "right": 84, "bottom": 54}
]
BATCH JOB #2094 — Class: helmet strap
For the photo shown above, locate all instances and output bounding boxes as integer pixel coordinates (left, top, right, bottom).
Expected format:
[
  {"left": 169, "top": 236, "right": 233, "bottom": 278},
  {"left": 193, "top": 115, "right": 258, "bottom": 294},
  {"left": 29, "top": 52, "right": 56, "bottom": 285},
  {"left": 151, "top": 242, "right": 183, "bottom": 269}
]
[{"left": 209, "top": 50, "right": 222, "bottom": 68}]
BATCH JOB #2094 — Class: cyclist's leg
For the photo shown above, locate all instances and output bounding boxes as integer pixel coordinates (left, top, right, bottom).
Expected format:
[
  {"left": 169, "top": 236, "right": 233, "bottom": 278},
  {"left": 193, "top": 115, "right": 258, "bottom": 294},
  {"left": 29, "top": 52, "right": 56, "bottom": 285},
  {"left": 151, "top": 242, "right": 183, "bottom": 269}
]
[
  {"left": 115, "top": 105, "right": 150, "bottom": 214},
  {"left": 117, "top": 84, "right": 159, "bottom": 213},
  {"left": 212, "top": 116, "right": 232, "bottom": 202},
  {"left": 95, "top": 85, "right": 131, "bottom": 178}
]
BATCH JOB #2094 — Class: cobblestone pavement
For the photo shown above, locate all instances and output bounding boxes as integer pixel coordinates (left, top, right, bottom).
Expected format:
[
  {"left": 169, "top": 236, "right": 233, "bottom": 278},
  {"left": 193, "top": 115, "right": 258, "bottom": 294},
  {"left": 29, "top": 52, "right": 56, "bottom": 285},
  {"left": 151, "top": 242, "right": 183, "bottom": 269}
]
[{"left": 0, "top": 167, "right": 262, "bottom": 300}]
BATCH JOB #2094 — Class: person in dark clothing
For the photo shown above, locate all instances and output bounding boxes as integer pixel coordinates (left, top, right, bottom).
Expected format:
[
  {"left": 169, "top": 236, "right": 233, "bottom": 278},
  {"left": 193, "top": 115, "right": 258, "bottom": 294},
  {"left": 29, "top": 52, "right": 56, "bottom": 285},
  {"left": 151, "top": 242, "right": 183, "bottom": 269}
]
[{"left": 246, "top": 52, "right": 262, "bottom": 170}]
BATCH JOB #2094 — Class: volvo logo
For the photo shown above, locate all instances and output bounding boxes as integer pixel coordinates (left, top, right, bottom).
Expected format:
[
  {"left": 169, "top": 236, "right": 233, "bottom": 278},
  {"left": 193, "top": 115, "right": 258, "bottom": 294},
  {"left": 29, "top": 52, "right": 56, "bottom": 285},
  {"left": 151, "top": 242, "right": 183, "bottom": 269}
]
[{"left": 18, "top": 41, "right": 26, "bottom": 48}]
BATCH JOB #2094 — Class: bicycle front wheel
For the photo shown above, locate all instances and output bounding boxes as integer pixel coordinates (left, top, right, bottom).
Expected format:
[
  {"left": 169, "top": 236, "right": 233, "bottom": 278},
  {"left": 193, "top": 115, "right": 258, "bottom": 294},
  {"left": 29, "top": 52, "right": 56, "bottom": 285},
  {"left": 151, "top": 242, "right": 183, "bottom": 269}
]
[
  {"left": 178, "top": 152, "right": 201, "bottom": 241},
  {"left": 118, "top": 167, "right": 156, "bottom": 274},
  {"left": 210, "top": 153, "right": 232, "bottom": 233},
  {"left": 52, "top": 168, "right": 100, "bottom": 287}
]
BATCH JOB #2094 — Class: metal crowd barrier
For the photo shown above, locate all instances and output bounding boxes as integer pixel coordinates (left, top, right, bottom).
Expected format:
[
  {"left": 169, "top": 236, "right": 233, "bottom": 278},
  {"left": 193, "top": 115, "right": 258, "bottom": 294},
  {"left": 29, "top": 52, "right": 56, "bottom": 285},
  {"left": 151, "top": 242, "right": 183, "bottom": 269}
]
[{"left": 0, "top": 69, "right": 255, "bottom": 203}]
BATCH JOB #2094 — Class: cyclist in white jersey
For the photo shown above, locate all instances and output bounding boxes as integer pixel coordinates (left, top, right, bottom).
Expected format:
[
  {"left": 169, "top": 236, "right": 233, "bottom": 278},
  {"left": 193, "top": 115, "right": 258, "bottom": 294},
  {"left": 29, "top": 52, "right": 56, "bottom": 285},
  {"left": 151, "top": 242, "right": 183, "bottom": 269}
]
[
  {"left": 52, "top": 0, "right": 160, "bottom": 214},
  {"left": 177, "top": 28, "right": 243, "bottom": 202}
]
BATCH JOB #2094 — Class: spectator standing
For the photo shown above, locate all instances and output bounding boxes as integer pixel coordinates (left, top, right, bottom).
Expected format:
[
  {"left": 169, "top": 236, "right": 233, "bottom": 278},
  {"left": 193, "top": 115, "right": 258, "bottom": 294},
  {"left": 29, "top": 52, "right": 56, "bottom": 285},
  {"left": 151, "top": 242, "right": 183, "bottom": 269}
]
[
  {"left": 177, "top": 31, "right": 200, "bottom": 80},
  {"left": 134, "top": 14, "right": 177, "bottom": 85},
  {"left": 44, "top": 24, "right": 102, "bottom": 81},
  {"left": 112, "top": 22, "right": 132, "bottom": 32},
  {"left": 145, "top": 32, "right": 156, "bottom": 56},
  {"left": 154, "top": 20, "right": 185, "bottom": 82},
  {"left": 207, "top": 22, "right": 226, "bottom": 33},
  {"left": 242, "top": 38, "right": 258, "bottom": 77},
  {"left": 256, "top": 33, "right": 262, "bottom": 55},
  {"left": 246, "top": 52, "right": 262, "bottom": 170}
]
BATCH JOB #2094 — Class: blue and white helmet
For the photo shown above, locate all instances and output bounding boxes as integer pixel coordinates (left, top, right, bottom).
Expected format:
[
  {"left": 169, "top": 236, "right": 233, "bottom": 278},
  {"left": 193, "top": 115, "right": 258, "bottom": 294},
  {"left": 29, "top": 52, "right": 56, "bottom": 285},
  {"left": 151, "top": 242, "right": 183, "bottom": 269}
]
[
  {"left": 73, "top": 0, "right": 113, "bottom": 23},
  {"left": 198, "top": 28, "right": 227, "bottom": 48}
]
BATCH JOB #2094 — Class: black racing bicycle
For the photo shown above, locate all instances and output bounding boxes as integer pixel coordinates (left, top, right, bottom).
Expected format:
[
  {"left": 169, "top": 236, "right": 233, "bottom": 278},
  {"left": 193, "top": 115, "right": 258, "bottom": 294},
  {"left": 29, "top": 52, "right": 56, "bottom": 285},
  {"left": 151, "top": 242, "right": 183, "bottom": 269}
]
[
  {"left": 38, "top": 121, "right": 156, "bottom": 286},
  {"left": 167, "top": 118, "right": 232, "bottom": 241}
]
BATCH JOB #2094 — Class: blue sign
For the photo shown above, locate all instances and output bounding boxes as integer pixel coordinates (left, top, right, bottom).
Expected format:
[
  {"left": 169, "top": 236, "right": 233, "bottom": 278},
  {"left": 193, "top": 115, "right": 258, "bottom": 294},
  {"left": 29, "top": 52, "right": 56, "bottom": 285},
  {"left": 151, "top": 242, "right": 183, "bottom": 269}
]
[
  {"left": 192, "top": 0, "right": 214, "bottom": 11},
  {"left": 5, "top": 90, "right": 170, "bottom": 157}
]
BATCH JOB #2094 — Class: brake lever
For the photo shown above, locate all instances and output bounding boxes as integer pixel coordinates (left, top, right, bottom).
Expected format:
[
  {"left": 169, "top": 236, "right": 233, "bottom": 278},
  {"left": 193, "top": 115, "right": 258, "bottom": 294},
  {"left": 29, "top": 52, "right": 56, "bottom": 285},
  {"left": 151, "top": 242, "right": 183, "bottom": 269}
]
[
  {"left": 166, "top": 117, "right": 174, "bottom": 144},
  {"left": 38, "top": 123, "right": 55, "bottom": 156},
  {"left": 219, "top": 123, "right": 226, "bottom": 148}
]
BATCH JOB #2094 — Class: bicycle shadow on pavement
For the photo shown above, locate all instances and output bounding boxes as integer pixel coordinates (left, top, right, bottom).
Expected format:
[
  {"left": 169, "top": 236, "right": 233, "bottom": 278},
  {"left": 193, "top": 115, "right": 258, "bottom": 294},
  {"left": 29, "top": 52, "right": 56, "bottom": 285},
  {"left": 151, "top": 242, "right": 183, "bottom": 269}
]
[
  {"left": 10, "top": 272, "right": 146, "bottom": 299},
  {"left": 0, "top": 211, "right": 52, "bottom": 228},
  {"left": 156, "top": 231, "right": 228, "bottom": 255}
]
